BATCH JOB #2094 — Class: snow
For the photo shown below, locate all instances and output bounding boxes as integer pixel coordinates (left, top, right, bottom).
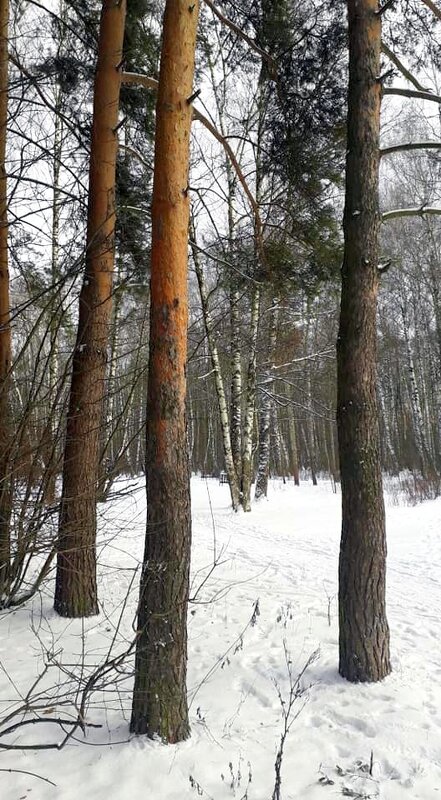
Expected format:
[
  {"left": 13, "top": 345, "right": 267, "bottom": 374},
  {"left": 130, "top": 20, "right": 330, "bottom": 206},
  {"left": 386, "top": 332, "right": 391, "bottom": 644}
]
[{"left": 1, "top": 477, "right": 441, "bottom": 799}]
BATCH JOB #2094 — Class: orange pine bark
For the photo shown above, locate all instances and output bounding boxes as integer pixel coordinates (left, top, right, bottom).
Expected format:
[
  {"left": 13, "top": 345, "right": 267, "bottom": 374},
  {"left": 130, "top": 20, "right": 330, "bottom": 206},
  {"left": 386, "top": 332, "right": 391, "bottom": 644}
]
[
  {"left": 54, "top": 0, "right": 127, "bottom": 617},
  {"left": 131, "top": 0, "right": 199, "bottom": 742},
  {"left": 0, "top": 0, "right": 11, "bottom": 601}
]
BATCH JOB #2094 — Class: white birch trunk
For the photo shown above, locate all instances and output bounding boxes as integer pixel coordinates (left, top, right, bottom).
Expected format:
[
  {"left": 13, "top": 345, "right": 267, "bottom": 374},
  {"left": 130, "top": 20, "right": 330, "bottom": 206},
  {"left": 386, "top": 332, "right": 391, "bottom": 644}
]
[
  {"left": 230, "top": 285, "right": 243, "bottom": 482},
  {"left": 206, "top": 41, "right": 244, "bottom": 487},
  {"left": 192, "top": 237, "right": 241, "bottom": 510},
  {"left": 241, "top": 286, "right": 260, "bottom": 511},
  {"left": 402, "top": 304, "right": 433, "bottom": 476},
  {"left": 255, "top": 300, "right": 279, "bottom": 499},
  {"left": 378, "top": 377, "right": 397, "bottom": 471}
]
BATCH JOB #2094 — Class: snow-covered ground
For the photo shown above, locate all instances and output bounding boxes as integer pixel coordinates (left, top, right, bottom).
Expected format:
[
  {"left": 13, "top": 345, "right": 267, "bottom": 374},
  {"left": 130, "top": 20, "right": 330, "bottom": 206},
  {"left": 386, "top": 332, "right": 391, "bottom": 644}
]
[{"left": 1, "top": 477, "right": 441, "bottom": 799}]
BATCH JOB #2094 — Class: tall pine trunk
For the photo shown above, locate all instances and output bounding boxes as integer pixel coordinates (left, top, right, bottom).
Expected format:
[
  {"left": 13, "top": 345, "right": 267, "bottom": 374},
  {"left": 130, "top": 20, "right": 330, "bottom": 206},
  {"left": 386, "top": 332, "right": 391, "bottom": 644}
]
[
  {"left": 54, "top": 0, "right": 127, "bottom": 617},
  {"left": 0, "top": 0, "right": 11, "bottom": 601},
  {"left": 303, "top": 307, "right": 318, "bottom": 486},
  {"left": 336, "top": 0, "right": 391, "bottom": 682},
  {"left": 286, "top": 392, "right": 300, "bottom": 485},
  {"left": 130, "top": 0, "right": 199, "bottom": 742}
]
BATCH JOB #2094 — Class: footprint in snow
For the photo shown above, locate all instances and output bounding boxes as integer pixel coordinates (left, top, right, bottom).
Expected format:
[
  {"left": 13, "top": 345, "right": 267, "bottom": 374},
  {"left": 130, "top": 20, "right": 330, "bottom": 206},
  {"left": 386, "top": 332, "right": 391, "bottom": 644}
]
[{"left": 328, "top": 708, "right": 377, "bottom": 738}]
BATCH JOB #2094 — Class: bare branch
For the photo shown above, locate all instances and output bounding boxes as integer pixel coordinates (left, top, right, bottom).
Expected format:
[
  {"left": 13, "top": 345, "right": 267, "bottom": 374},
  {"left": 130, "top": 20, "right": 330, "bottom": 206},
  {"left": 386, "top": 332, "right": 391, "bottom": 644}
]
[
  {"left": 118, "top": 143, "right": 153, "bottom": 172},
  {"left": 420, "top": 0, "right": 441, "bottom": 21},
  {"left": 190, "top": 239, "right": 262, "bottom": 285},
  {"left": 382, "top": 206, "right": 441, "bottom": 222},
  {"left": 381, "top": 42, "right": 430, "bottom": 91},
  {"left": 201, "top": 0, "right": 276, "bottom": 75},
  {"left": 376, "top": 0, "right": 397, "bottom": 14},
  {"left": 0, "top": 768, "right": 56, "bottom": 787},
  {"left": 380, "top": 141, "right": 441, "bottom": 156},
  {"left": 9, "top": 54, "right": 85, "bottom": 146},
  {"left": 121, "top": 71, "right": 157, "bottom": 92},
  {"left": 7, "top": 548, "right": 56, "bottom": 608},
  {"left": 383, "top": 86, "right": 441, "bottom": 104},
  {"left": 192, "top": 110, "right": 265, "bottom": 257},
  {"left": 0, "top": 716, "right": 101, "bottom": 740},
  {"left": 121, "top": 72, "right": 265, "bottom": 261}
]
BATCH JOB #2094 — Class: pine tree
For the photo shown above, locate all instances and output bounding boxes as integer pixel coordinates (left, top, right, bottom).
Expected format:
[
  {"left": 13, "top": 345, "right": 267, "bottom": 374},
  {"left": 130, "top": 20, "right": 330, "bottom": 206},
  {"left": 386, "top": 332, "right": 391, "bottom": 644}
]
[
  {"left": 337, "top": 0, "right": 391, "bottom": 683},
  {"left": 130, "top": 0, "right": 199, "bottom": 742},
  {"left": 54, "top": 0, "right": 127, "bottom": 618}
]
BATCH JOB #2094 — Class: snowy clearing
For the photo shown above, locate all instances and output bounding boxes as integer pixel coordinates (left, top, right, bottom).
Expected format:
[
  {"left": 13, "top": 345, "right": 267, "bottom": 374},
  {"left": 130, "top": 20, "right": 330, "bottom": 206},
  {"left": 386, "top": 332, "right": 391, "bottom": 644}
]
[{"left": 1, "top": 477, "right": 440, "bottom": 799}]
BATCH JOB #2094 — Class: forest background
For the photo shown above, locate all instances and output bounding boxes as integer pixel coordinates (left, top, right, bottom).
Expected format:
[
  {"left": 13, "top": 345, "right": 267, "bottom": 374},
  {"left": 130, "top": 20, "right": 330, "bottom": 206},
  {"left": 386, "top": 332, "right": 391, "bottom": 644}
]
[{"left": 0, "top": 0, "right": 440, "bottom": 794}]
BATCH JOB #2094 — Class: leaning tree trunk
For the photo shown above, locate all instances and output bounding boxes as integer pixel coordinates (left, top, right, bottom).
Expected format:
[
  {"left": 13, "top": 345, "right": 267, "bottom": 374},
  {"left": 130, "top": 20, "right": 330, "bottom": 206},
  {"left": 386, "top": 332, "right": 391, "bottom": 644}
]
[
  {"left": 336, "top": 0, "right": 391, "bottom": 682},
  {"left": 130, "top": 0, "right": 199, "bottom": 743},
  {"left": 0, "top": 0, "right": 11, "bottom": 601},
  {"left": 191, "top": 231, "right": 241, "bottom": 509},
  {"left": 54, "top": 0, "right": 127, "bottom": 617}
]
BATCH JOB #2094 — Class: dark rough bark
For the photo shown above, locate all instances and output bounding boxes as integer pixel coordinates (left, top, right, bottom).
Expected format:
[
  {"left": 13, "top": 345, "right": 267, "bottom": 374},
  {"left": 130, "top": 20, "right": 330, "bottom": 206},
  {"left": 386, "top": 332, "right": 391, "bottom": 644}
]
[
  {"left": 54, "top": 0, "right": 126, "bottom": 617},
  {"left": 336, "top": 0, "right": 391, "bottom": 683},
  {"left": 130, "top": 0, "right": 199, "bottom": 742},
  {"left": 131, "top": 417, "right": 191, "bottom": 741},
  {"left": 303, "top": 310, "right": 318, "bottom": 486},
  {"left": 287, "top": 403, "right": 300, "bottom": 485},
  {"left": 271, "top": 403, "right": 286, "bottom": 479}
]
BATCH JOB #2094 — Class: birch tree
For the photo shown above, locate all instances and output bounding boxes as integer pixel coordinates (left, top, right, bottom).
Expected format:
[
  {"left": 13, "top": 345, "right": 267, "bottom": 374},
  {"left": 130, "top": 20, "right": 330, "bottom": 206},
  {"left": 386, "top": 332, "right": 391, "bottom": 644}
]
[
  {"left": 255, "top": 300, "right": 279, "bottom": 499},
  {"left": 241, "top": 286, "right": 260, "bottom": 510},
  {"left": 191, "top": 229, "right": 241, "bottom": 510}
]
